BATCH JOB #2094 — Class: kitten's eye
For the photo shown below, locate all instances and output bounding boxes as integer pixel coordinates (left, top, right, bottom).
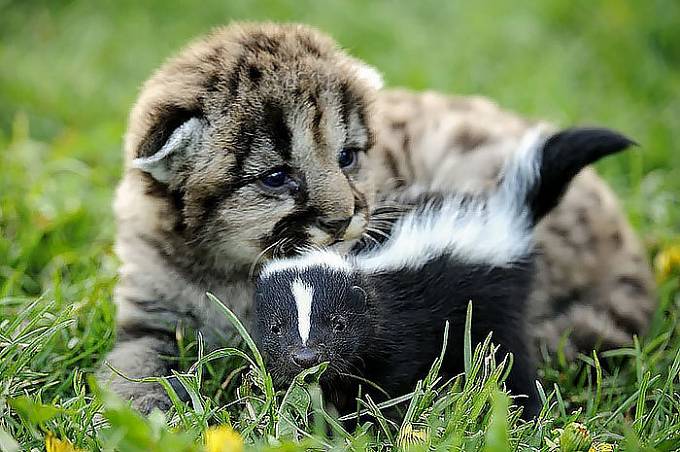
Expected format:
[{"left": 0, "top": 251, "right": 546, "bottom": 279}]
[
  {"left": 270, "top": 323, "right": 282, "bottom": 335},
  {"left": 260, "top": 169, "right": 288, "bottom": 188},
  {"left": 332, "top": 316, "right": 347, "bottom": 333},
  {"left": 338, "top": 148, "right": 357, "bottom": 169}
]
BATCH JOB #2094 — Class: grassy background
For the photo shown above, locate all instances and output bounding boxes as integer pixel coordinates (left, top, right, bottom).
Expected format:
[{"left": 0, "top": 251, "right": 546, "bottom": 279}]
[{"left": 1, "top": 0, "right": 679, "bottom": 450}]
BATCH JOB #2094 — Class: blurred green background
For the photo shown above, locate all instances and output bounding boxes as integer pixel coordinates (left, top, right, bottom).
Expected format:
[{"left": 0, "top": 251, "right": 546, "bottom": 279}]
[{"left": 1, "top": 0, "right": 679, "bottom": 305}]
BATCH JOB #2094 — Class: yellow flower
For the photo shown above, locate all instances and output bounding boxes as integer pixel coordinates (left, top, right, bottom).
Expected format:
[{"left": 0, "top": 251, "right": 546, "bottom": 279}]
[
  {"left": 205, "top": 425, "right": 243, "bottom": 452},
  {"left": 655, "top": 244, "right": 680, "bottom": 282},
  {"left": 397, "top": 423, "right": 428, "bottom": 449},
  {"left": 559, "top": 422, "right": 592, "bottom": 452},
  {"left": 588, "top": 442, "right": 616, "bottom": 452},
  {"left": 45, "top": 433, "right": 84, "bottom": 452}
]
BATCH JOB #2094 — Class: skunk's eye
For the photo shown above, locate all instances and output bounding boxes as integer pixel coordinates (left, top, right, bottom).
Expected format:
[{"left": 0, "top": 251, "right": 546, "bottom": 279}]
[
  {"left": 270, "top": 323, "right": 281, "bottom": 335},
  {"left": 332, "top": 315, "right": 347, "bottom": 333}
]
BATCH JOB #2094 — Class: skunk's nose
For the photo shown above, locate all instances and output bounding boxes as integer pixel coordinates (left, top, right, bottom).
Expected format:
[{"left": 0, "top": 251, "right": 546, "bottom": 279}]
[
  {"left": 291, "top": 348, "right": 320, "bottom": 368},
  {"left": 316, "top": 216, "right": 352, "bottom": 238}
]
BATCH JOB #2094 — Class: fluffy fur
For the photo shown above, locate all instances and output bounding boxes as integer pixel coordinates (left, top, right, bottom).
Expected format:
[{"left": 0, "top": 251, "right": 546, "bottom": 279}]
[{"left": 254, "top": 127, "right": 633, "bottom": 420}]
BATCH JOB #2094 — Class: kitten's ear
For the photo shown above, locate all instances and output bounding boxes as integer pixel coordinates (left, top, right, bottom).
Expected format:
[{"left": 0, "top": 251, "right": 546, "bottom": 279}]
[
  {"left": 528, "top": 127, "right": 635, "bottom": 222},
  {"left": 131, "top": 109, "right": 205, "bottom": 184},
  {"left": 346, "top": 57, "right": 384, "bottom": 90}
]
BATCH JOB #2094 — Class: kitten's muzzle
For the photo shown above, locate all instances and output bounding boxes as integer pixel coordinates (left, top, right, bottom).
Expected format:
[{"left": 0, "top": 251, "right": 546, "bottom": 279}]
[
  {"left": 315, "top": 216, "right": 352, "bottom": 239},
  {"left": 291, "top": 347, "right": 321, "bottom": 368}
]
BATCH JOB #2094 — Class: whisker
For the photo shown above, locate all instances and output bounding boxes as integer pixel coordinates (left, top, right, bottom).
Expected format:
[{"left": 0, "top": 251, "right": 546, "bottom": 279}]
[
  {"left": 370, "top": 210, "right": 408, "bottom": 220},
  {"left": 301, "top": 242, "right": 323, "bottom": 254},
  {"left": 275, "top": 238, "right": 292, "bottom": 258},
  {"left": 366, "top": 227, "right": 391, "bottom": 240},
  {"left": 360, "top": 232, "right": 381, "bottom": 248},
  {"left": 368, "top": 220, "right": 397, "bottom": 229},
  {"left": 294, "top": 242, "right": 316, "bottom": 255},
  {"left": 249, "top": 239, "right": 284, "bottom": 277},
  {"left": 372, "top": 201, "right": 410, "bottom": 210}
]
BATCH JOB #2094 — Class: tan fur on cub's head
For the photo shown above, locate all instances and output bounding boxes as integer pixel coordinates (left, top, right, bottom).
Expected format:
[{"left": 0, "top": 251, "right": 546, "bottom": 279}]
[{"left": 119, "top": 22, "right": 382, "bottom": 277}]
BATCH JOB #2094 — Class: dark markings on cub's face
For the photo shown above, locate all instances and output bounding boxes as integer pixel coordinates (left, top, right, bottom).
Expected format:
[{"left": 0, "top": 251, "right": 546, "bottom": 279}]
[
  {"left": 264, "top": 205, "right": 320, "bottom": 253},
  {"left": 338, "top": 81, "right": 373, "bottom": 150},
  {"left": 308, "top": 92, "right": 325, "bottom": 149},
  {"left": 197, "top": 79, "right": 370, "bottom": 257},
  {"left": 197, "top": 82, "right": 370, "bottom": 251},
  {"left": 195, "top": 118, "right": 258, "bottom": 219},
  {"left": 262, "top": 100, "right": 292, "bottom": 161},
  {"left": 240, "top": 32, "right": 283, "bottom": 56},
  {"left": 247, "top": 65, "right": 263, "bottom": 84}
]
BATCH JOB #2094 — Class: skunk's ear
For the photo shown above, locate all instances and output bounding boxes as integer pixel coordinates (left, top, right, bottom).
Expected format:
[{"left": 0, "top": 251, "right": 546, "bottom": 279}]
[
  {"left": 349, "top": 285, "right": 368, "bottom": 313},
  {"left": 528, "top": 127, "right": 635, "bottom": 223},
  {"left": 131, "top": 114, "right": 205, "bottom": 184}
]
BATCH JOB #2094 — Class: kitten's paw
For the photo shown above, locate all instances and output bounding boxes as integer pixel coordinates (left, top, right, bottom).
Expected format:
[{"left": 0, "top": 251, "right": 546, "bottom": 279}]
[{"left": 130, "top": 390, "right": 173, "bottom": 415}]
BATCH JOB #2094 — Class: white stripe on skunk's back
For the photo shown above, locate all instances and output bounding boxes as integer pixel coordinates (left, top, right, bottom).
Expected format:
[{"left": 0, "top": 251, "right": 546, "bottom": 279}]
[
  {"left": 291, "top": 278, "right": 315, "bottom": 345},
  {"left": 356, "top": 127, "right": 545, "bottom": 273}
]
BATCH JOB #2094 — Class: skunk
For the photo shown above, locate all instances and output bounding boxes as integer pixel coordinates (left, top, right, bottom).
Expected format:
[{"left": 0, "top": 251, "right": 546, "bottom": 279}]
[{"left": 253, "top": 127, "right": 634, "bottom": 419}]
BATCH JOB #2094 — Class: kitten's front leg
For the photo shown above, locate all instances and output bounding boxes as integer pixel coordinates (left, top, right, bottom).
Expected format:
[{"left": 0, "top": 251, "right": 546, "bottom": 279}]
[{"left": 98, "top": 333, "right": 177, "bottom": 414}]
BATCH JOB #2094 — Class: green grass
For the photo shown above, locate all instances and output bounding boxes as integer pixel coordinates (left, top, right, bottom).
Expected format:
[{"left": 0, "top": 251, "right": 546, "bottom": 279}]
[{"left": 1, "top": 0, "right": 679, "bottom": 450}]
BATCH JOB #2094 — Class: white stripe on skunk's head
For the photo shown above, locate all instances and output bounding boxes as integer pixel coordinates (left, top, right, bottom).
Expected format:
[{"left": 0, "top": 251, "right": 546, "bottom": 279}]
[
  {"left": 357, "top": 126, "right": 634, "bottom": 273},
  {"left": 290, "top": 278, "right": 314, "bottom": 345}
]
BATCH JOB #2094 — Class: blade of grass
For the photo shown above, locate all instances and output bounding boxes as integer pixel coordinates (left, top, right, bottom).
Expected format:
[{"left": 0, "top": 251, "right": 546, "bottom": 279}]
[{"left": 464, "top": 301, "right": 473, "bottom": 376}]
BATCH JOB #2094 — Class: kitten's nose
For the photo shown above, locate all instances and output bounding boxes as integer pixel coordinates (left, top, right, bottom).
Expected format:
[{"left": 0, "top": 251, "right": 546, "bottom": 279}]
[
  {"left": 316, "top": 216, "right": 352, "bottom": 238},
  {"left": 291, "top": 348, "right": 320, "bottom": 368}
]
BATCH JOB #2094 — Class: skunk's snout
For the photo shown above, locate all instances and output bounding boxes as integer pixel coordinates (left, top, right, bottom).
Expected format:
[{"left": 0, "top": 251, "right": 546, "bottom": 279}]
[{"left": 291, "top": 347, "right": 320, "bottom": 368}]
